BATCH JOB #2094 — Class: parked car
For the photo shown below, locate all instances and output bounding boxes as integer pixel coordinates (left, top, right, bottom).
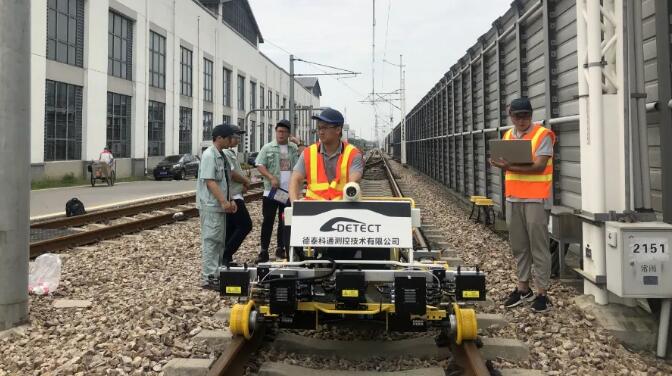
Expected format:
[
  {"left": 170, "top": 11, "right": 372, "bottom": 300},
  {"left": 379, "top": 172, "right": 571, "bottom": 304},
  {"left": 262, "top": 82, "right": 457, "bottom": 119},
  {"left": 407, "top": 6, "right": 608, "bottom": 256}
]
[
  {"left": 153, "top": 154, "right": 199, "bottom": 180},
  {"left": 247, "top": 152, "right": 259, "bottom": 167}
]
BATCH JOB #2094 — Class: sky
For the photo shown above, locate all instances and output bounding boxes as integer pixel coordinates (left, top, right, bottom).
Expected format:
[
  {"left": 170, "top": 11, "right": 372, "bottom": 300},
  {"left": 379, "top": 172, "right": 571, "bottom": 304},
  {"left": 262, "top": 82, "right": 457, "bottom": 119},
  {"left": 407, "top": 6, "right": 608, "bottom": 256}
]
[{"left": 248, "top": 0, "right": 512, "bottom": 142}]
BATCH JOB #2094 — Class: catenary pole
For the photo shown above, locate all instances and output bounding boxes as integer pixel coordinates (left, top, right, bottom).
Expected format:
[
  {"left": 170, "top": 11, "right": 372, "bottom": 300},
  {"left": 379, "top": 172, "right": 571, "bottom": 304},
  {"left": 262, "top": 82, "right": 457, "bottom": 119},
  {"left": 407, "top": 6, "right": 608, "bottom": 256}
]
[{"left": 0, "top": 0, "right": 31, "bottom": 330}]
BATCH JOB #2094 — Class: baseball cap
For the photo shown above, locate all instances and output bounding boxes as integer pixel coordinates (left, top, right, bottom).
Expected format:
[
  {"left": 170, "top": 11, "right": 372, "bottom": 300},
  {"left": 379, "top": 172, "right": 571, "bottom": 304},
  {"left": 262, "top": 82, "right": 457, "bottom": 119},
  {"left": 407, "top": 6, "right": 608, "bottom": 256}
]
[
  {"left": 276, "top": 119, "right": 291, "bottom": 130},
  {"left": 230, "top": 125, "right": 246, "bottom": 135},
  {"left": 509, "top": 97, "right": 533, "bottom": 114},
  {"left": 212, "top": 123, "right": 236, "bottom": 139},
  {"left": 312, "top": 108, "right": 344, "bottom": 126}
]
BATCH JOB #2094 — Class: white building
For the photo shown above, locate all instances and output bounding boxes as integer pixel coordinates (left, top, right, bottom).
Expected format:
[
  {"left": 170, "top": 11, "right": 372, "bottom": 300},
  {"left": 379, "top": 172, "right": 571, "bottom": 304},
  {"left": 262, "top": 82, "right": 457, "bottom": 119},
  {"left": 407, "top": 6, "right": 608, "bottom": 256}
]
[{"left": 30, "top": 0, "right": 321, "bottom": 181}]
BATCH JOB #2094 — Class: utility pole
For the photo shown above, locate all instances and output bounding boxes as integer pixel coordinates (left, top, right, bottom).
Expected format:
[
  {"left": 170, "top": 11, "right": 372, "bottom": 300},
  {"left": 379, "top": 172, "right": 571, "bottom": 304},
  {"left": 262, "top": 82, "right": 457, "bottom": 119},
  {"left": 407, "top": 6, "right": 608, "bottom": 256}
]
[
  {"left": 0, "top": 0, "right": 31, "bottom": 331},
  {"left": 400, "top": 54, "right": 407, "bottom": 165},
  {"left": 372, "top": 0, "right": 377, "bottom": 146},
  {"left": 289, "top": 54, "right": 295, "bottom": 133}
]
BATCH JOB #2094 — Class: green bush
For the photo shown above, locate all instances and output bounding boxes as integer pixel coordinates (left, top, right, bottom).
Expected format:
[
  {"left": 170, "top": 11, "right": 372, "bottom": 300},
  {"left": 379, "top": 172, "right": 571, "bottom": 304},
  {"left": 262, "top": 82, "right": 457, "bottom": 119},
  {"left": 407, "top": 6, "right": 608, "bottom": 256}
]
[{"left": 61, "top": 173, "right": 76, "bottom": 184}]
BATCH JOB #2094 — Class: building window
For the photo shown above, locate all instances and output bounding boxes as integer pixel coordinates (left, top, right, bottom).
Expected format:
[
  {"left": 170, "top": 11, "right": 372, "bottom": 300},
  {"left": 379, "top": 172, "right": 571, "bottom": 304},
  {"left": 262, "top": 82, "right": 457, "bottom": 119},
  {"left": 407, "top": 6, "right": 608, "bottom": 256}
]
[
  {"left": 148, "top": 101, "right": 165, "bottom": 156},
  {"left": 203, "top": 111, "right": 213, "bottom": 141},
  {"left": 250, "top": 81, "right": 257, "bottom": 110},
  {"left": 106, "top": 92, "right": 131, "bottom": 158},
  {"left": 223, "top": 114, "right": 231, "bottom": 124},
  {"left": 268, "top": 91, "right": 273, "bottom": 114},
  {"left": 179, "top": 107, "right": 192, "bottom": 154},
  {"left": 108, "top": 11, "right": 133, "bottom": 80},
  {"left": 249, "top": 120, "right": 256, "bottom": 151},
  {"left": 204, "top": 58, "right": 213, "bottom": 102},
  {"left": 237, "top": 75, "right": 245, "bottom": 111},
  {"left": 260, "top": 122, "right": 265, "bottom": 146},
  {"left": 223, "top": 68, "right": 232, "bottom": 107},
  {"left": 44, "top": 80, "right": 82, "bottom": 161},
  {"left": 180, "top": 47, "right": 193, "bottom": 97},
  {"left": 282, "top": 97, "right": 287, "bottom": 119},
  {"left": 149, "top": 31, "right": 166, "bottom": 89},
  {"left": 46, "top": 0, "right": 84, "bottom": 67},
  {"left": 260, "top": 85, "right": 265, "bottom": 118},
  {"left": 276, "top": 94, "right": 280, "bottom": 121},
  {"left": 237, "top": 118, "right": 245, "bottom": 152}
]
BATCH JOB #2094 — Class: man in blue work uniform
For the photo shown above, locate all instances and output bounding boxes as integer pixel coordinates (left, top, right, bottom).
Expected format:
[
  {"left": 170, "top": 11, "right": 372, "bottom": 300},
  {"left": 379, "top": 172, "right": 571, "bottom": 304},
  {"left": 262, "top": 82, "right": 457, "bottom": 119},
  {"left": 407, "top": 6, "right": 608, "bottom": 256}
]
[{"left": 197, "top": 123, "right": 238, "bottom": 289}]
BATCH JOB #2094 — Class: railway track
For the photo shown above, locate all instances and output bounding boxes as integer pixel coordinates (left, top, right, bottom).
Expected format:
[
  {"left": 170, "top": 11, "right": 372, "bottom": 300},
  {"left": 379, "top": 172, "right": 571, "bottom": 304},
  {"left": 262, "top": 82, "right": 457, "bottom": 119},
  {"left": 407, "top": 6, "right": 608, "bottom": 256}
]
[
  {"left": 207, "top": 150, "right": 493, "bottom": 376},
  {"left": 29, "top": 182, "right": 264, "bottom": 258}
]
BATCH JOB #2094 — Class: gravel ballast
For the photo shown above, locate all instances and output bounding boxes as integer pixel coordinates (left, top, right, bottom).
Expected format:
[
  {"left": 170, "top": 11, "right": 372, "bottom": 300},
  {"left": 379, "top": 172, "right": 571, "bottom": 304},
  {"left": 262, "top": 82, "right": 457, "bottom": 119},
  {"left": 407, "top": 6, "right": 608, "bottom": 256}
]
[
  {"left": 387, "top": 160, "right": 672, "bottom": 375},
  {"left": 3, "top": 162, "right": 671, "bottom": 375}
]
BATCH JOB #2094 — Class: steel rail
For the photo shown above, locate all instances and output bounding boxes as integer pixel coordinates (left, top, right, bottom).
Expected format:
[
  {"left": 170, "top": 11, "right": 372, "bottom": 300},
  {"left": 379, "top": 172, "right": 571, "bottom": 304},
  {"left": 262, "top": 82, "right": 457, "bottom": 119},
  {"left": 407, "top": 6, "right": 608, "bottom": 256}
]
[
  {"left": 31, "top": 182, "right": 263, "bottom": 229},
  {"left": 29, "top": 190, "right": 263, "bottom": 258},
  {"left": 378, "top": 151, "right": 430, "bottom": 250}
]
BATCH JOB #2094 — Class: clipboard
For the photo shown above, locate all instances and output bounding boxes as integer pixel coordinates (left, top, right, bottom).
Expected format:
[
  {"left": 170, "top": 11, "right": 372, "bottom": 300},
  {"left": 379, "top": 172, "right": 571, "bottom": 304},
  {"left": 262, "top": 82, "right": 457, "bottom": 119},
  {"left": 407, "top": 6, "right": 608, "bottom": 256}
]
[
  {"left": 268, "top": 187, "right": 290, "bottom": 205},
  {"left": 489, "top": 139, "right": 534, "bottom": 164}
]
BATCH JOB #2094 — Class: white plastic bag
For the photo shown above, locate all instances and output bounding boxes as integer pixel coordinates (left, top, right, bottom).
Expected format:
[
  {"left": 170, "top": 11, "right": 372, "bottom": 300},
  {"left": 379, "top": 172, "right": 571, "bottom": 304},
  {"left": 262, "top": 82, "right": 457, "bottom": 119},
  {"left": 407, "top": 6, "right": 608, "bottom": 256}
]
[{"left": 28, "top": 253, "right": 62, "bottom": 295}]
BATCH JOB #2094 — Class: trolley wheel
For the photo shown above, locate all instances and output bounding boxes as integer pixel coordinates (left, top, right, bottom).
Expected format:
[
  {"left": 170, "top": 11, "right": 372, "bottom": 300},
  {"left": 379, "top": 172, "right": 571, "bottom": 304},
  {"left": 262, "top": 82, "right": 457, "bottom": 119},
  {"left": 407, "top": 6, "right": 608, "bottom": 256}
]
[
  {"left": 229, "top": 300, "right": 256, "bottom": 340},
  {"left": 453, "top": 303, "right": 478, "bottom": 345}
]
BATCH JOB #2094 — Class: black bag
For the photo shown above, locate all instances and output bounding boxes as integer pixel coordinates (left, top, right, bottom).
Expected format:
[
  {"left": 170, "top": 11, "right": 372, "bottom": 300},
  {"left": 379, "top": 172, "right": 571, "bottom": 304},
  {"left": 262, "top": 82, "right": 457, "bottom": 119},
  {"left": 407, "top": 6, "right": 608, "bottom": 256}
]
[{"left": 65, "top": 198, "right": 86, "bottom": 217}]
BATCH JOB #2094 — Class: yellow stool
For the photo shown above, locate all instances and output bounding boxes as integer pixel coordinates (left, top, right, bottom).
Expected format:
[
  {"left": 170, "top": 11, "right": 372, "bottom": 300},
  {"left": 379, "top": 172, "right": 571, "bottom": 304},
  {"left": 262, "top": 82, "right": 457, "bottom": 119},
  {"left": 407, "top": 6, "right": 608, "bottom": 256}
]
[
  {"left": 474, "top": 198, "right": 495, "bottom": 225},
  {"left": 468, "top": 196, "right": 487, "bottom": 220}
]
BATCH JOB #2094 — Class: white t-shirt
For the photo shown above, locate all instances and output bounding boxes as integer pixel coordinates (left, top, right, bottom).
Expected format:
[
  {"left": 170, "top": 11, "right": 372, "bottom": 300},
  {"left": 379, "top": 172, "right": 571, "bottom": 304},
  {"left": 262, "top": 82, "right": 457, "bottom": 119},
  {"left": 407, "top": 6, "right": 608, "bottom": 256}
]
[
  {"left": 99, "top": 151, "right": 114, "bottom": 165},
  {"left": 278, "top": 144, "right": 291, "bottom": 191}
]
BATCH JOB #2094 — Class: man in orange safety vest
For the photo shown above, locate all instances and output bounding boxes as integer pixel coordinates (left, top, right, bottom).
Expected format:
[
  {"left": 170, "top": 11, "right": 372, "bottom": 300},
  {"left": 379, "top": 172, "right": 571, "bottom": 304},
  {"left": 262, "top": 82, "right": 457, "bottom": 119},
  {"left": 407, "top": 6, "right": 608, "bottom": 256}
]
[
  {"left": 490, "top": 97, "right": 556, "bottom": 314},
  {"left": 289, "top": 108, "right": 363, "bottom": 202}
]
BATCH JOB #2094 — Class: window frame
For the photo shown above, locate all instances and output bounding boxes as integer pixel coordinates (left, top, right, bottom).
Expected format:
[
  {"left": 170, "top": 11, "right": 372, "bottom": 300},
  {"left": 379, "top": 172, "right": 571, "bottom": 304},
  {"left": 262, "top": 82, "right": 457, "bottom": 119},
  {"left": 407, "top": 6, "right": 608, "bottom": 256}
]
[
  {"left": 203, "top": 111, "right": 213, "bottom": 141},
  {"left": 180, "top": 46, "right": 193, "bottom": 97},
  {"left": 148, "top": 100, "right": 165, "bottom": 156},
  {"left": 149, "top": 31, "right": 166, "bottom": 89},
  {"left": 46, "top": 0, "right": 84, "bottom": 67},
  {"left": 203, "top": 58, "right": 214, "bottom": 103},
  {"left": 179, "top": 107, "right": 192, "bottom": 154},
  {"left": 237, "top": 75, "right": 246, "bottom": 111},
  {"left": 223, "top": 68, "right": 232, "bottom": 107},
  {"left": 44, "top": 79, "right": 83, "bottom": 161},
  {"left": 108, "top": 11, "right": 133, "bottom": 80},
  {"left": 106, "top": 92, "right": 132, "bottom": 158}
]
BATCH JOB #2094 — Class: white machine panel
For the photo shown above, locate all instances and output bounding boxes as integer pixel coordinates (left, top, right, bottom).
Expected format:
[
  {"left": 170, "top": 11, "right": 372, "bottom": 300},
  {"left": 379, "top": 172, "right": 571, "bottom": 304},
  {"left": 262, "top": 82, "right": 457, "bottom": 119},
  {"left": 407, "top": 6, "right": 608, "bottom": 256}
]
[
  {"left": 289, "top": 200, "right": 413, "bottom": 249},
  {"left": 605, "top": 221, "right": 672, "bottom": 298}
]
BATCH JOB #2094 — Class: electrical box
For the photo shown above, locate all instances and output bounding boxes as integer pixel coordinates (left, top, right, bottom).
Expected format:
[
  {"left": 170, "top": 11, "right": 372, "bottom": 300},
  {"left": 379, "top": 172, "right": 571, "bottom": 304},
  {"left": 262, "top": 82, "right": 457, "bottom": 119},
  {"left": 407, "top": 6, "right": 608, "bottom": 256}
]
[{"left": 605, "top": 221, "right": 672, "bottom": 298}]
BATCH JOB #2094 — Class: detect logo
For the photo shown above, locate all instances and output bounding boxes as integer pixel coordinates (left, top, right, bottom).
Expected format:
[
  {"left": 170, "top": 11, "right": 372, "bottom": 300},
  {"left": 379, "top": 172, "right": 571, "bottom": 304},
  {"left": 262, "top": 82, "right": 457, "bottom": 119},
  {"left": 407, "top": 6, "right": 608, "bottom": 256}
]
[{"left": 319, "top": 217, "right": 382, "bottom": 233}]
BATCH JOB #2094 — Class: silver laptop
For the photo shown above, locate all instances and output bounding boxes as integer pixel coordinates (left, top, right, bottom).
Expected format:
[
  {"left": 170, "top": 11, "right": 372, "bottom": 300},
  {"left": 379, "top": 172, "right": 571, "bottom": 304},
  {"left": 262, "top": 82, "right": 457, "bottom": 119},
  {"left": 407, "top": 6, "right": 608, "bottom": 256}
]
[{"left": 489, "top": 139, "right": 533, "bottom": 164}]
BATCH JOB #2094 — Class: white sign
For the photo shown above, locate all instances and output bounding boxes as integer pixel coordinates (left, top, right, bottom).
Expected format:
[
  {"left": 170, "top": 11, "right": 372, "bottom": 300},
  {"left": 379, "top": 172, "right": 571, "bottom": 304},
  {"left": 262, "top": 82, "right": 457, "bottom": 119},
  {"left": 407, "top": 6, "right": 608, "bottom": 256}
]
[
  {"left": 290, "top": 202, "right": 413, "bottom": 249},
  {"left": 628, "top": 237, "right": 669, "bottom": 262}
]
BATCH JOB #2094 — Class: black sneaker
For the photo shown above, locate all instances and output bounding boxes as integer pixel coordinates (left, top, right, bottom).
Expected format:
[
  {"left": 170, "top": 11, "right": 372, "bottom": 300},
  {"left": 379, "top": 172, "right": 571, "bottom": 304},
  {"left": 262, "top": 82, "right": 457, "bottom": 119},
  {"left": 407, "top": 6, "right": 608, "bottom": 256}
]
[
  {"left": 531, "top": 294, "right": 551, "bottom": 313},
  {"left": 256, "top": 251, "right": 269, "bottom": 263},
  {"left": 504, "top": 288, "right": 534, "bottom": 308},
  {"left": 275, "top": 247, "right": 286, "bottom": 260}
]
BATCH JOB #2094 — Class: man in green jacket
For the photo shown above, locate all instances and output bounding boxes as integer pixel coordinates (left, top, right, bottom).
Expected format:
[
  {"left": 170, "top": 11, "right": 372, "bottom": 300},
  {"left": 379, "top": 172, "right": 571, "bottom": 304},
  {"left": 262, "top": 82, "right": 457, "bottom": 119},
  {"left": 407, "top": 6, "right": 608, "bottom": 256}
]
[{"left": 255, "top": 119, "right": 301, "bottom": 262}]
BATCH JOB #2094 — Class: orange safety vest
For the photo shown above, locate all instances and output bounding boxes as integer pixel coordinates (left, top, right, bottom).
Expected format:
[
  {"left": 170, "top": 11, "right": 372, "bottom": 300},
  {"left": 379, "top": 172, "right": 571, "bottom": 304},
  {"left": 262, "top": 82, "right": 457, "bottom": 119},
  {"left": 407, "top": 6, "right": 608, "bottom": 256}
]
[
  {"left": 304, "top": 141, "right": 360, "bottom": 200},
  {"left": 503, "top": 123, "right": 556, "bottom": 199}
]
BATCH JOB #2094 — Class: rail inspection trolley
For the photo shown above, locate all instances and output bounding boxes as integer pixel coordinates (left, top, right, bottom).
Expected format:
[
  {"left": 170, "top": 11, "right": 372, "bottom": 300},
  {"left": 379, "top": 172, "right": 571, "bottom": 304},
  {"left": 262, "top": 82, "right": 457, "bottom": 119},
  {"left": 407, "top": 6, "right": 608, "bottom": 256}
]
[{"left": 218, "top": 182, "right": 486, "bottom": 347}]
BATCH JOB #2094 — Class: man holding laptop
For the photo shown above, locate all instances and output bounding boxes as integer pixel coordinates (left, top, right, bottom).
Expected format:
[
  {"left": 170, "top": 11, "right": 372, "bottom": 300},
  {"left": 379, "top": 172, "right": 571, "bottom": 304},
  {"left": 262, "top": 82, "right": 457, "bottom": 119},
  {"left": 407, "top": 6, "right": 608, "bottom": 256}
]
[{"left": 489, "top": 97, "right": 556, "bottom": 313}]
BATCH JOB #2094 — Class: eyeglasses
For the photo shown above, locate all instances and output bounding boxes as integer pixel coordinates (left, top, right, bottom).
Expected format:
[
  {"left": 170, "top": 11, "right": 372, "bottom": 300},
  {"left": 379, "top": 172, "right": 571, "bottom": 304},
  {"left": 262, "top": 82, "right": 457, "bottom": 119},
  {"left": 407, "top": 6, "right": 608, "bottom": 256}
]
[
  {"left": 317, "top": 124, "right": 339, "bottom": 131},
  {"left": 511, "top": 113, "right": 532, "bottom": 120}
]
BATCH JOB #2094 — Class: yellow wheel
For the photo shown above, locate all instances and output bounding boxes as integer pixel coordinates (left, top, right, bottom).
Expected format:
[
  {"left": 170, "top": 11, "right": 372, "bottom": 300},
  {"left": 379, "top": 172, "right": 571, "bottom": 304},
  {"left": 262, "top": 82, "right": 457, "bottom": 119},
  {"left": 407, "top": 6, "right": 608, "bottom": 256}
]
[
  {"left": 229, "top": 300, "right": 256, "bottom": 339},
  {"left": 452, "top": 303, "right": 477, "bottom": 344}
]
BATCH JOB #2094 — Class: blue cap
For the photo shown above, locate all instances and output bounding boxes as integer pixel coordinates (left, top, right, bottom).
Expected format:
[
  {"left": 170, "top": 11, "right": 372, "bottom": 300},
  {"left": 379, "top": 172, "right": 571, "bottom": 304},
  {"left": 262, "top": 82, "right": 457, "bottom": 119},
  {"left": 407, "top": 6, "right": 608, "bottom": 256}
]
[
  {"left": 212, "top": 123, "right": 236, "bottom": 138},
  {"left": 312, "top": 108, "right": 344, "bottom": 126},
  {"left": 509, "top": 97, "right": 533, "bottom": 114}
]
